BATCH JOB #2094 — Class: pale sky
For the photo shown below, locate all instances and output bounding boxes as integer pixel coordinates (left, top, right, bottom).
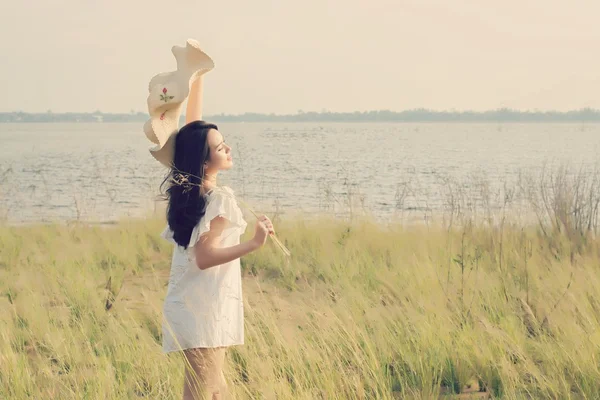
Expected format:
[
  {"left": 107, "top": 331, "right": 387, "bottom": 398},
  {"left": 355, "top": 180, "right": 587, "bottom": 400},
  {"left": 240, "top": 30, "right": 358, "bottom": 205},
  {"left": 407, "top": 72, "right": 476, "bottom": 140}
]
[{"left": 2, "top": 0, "right": 599, "bottom": 114}]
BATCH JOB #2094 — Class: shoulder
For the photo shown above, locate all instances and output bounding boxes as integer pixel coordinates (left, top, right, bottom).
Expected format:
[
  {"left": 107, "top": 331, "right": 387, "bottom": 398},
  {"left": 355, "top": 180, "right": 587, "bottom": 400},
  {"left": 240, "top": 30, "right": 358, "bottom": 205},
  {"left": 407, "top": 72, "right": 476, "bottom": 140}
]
[
  {"left": 203, "top": 185, "right": 241, "bottom": 213},
  {"left": 210, "top": 185, "right": 236, "bottom": 196},
  {"left": 200, "top": 185, "right": 247, "bottom": 231},
  {"left": 206, "top": 185, "right": 237, "bottom": 202}
]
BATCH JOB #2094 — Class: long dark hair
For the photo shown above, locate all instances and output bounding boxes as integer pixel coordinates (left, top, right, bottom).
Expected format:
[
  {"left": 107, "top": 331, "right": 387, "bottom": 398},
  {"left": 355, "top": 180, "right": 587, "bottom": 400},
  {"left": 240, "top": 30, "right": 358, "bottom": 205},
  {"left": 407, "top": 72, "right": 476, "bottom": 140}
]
[{"left": 159, "top": 120, "right": 219, "bottom": 249}]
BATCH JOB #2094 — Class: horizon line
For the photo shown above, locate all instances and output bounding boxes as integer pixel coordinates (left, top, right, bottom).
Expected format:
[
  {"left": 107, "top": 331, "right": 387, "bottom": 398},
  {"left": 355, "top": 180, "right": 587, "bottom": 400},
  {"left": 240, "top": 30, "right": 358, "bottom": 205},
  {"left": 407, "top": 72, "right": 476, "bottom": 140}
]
[{"left": 2, "top": 107, "right": 600, "bottom": 116}]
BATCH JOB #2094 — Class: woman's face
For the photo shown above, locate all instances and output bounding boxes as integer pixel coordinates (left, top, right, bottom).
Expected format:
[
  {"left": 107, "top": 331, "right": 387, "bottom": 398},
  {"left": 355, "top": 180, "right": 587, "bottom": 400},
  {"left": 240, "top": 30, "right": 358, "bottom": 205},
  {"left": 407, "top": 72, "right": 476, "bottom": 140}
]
[{"left": 204, "top": 128, "right": 233, "bottom": 172}]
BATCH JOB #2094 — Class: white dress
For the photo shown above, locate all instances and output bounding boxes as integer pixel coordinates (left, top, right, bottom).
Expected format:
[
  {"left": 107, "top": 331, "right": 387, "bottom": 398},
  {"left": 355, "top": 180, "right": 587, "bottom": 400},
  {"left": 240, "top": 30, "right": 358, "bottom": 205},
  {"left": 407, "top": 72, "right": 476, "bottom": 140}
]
[{"left": 160, "top": 185, "right": 248, "bottom": 353}]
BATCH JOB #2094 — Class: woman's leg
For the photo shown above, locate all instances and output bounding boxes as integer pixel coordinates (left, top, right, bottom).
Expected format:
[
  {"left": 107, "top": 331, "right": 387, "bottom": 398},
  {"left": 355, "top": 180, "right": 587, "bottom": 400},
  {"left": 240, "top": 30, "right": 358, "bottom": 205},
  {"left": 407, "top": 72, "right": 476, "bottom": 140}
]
[
  {"left": 218, "top": 348, "right": 229, "bottom": 398},
  {"left": 182, "top": 347, "right": 227, "bottom": 400}
]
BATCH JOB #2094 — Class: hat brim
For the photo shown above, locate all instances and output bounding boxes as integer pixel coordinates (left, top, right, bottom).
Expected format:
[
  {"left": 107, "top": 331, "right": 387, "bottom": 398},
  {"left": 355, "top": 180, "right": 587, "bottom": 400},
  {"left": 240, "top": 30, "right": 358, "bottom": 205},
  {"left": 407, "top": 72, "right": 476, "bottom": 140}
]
[
  {"left": 144, "top": 38, "right": 215, "bottom": 167},
  {"left": 149, "top": 132, "right": 176, "bottom": 168}
]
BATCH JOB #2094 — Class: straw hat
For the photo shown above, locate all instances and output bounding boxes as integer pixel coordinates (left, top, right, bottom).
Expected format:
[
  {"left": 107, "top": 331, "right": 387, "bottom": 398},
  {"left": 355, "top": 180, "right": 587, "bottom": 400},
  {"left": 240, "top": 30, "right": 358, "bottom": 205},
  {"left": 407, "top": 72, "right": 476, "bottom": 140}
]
[{"left": 143, "top": 39, "right": 214, "bottom": 167}]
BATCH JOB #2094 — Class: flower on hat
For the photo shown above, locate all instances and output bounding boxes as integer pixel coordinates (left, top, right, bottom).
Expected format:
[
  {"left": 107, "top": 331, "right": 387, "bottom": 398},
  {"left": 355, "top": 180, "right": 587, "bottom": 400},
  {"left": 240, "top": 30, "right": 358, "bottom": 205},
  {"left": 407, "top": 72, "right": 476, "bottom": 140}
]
[{"left": 160, "top": 88, "right": 174, "bottom": 103}]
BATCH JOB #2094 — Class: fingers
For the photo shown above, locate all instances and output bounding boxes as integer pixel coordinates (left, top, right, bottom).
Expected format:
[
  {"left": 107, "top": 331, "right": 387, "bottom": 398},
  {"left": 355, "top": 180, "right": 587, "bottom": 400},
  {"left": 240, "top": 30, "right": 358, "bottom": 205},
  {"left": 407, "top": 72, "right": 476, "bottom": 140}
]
[
  {"left": 264, "top": 221, "right": 274, "bottom": 233},
  {"left": 261, "top": 222, "right": 274, "bottom": 234},
  {"left": 259, "top": 221, "right": 274, "bottom": 234},
  {"left": 259, "top": 215, "right": 273, "bottom": 227},
  {"left": 258, "top": 215, "right": 275, "bottom": 235}
]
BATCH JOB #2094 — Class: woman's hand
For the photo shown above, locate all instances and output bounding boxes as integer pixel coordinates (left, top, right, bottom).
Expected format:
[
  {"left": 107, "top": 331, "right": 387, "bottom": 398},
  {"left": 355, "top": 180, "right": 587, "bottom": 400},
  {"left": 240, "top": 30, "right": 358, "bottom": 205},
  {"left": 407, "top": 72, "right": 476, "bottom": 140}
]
[{"left": 252, "top": 215, "right": 274, "bottom": 248}]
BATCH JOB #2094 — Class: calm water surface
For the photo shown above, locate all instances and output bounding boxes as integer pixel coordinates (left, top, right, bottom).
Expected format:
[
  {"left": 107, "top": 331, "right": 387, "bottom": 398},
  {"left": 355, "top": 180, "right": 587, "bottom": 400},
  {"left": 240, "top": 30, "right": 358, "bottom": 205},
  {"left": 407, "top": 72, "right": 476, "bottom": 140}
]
[{"left": 0, "top": 122, "right": 598, "bottom": 224}]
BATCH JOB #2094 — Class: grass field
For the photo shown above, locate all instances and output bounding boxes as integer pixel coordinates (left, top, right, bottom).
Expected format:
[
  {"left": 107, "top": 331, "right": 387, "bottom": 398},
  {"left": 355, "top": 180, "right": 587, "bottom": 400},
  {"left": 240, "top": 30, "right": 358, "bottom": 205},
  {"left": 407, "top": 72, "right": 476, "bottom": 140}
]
[{"left": 1, "top": 199, "right": 599, "bottom": 399}]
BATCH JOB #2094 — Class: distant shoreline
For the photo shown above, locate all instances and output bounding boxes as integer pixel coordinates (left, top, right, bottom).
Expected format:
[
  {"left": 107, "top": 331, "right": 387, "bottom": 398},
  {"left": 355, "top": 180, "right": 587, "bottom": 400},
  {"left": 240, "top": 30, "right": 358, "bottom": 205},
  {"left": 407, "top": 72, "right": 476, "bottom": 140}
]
[{"left": 2, "top": 108, "right": 600, "bottom": 123}]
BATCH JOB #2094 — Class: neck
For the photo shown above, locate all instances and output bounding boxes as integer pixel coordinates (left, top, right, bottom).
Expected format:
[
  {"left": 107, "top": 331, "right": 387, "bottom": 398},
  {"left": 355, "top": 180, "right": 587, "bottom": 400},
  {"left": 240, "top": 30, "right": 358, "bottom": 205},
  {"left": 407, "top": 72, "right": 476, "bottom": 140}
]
[{"left": 202, "top": 172, "right": 218, "bottom": 192}]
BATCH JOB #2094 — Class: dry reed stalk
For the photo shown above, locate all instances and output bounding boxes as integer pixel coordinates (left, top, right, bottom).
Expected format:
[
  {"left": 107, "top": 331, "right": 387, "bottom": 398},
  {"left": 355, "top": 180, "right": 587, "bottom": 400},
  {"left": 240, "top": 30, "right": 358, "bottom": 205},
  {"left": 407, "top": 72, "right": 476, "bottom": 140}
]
[{"left": 235, "top": 197, "right": 291, "bottom": 256}]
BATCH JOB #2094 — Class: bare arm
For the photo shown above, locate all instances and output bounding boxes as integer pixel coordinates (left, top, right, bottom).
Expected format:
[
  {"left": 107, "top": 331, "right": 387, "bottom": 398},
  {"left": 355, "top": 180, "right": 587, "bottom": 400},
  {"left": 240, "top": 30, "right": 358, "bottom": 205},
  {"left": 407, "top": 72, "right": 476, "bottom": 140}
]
[
  {"left": 185, "top": 75, "right": 204, "bottom": 124},
  {"left": 193, "top": 216, "right": 260, "bottom": 270}
]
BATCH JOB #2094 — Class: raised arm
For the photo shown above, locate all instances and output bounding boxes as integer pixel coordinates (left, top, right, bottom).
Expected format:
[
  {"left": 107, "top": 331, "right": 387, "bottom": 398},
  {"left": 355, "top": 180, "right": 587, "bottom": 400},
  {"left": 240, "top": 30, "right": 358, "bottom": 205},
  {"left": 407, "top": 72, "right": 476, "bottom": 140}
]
[{"left": 185, "top": 75, "right": 204, "bottom": 124}]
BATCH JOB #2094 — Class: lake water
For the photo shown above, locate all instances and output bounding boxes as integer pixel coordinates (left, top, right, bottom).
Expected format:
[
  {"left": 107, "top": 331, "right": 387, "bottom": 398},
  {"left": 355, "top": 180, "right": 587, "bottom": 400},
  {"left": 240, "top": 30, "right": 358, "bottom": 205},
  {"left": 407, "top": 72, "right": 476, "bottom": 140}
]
[{"left": 0, "top": 122, "right": 599, "bottom": 225}]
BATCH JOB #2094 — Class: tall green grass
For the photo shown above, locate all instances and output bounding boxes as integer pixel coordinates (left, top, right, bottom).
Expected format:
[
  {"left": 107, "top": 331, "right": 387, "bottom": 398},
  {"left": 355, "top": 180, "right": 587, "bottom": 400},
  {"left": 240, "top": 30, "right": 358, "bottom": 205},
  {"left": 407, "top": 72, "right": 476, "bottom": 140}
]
[{"left": 1, "top": 207, "right": 599, "bottom": 399}]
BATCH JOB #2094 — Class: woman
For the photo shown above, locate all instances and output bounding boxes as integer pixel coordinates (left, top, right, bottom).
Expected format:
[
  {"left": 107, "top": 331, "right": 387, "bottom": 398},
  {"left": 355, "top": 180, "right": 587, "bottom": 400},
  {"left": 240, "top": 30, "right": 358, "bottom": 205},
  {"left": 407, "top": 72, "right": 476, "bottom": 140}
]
[{"left": 159, "top": 74, "right": 274, "bottom": 400}]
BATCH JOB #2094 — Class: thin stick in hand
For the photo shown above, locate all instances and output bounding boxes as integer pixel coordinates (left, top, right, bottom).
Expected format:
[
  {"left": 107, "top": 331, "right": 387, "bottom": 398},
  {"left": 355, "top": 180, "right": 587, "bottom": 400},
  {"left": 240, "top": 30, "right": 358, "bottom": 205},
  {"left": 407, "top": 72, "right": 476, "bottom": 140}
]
[{"left": 237, "top": 198, "right": 291, "bottom": 257}]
